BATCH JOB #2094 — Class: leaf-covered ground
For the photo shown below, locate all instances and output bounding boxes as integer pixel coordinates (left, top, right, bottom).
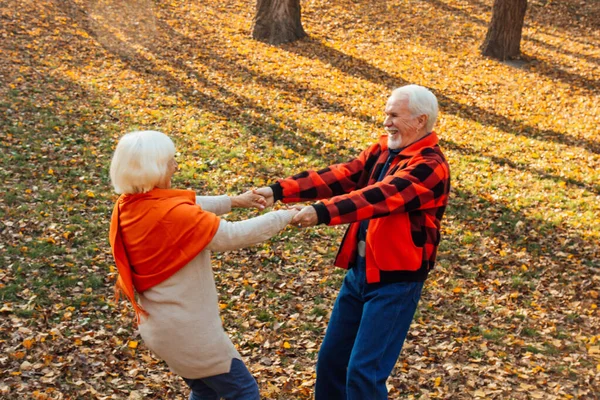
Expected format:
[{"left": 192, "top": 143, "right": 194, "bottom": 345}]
[{"left": 1, "top": 0, "right": 598, "bottom": 398}]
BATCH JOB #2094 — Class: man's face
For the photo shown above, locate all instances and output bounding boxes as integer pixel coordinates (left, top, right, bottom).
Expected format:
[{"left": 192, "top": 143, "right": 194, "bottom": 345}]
[{"left": 383, "top": 97, "right": 426, "bottom": 149}]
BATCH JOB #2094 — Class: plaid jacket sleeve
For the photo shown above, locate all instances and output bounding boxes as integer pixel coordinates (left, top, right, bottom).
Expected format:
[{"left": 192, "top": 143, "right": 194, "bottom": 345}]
[
  {"left": 313, "top": 151, "right": 450, "bottom": 226},
  {"left": 272, "top": 143, "right": 380, "bottom": 203}
]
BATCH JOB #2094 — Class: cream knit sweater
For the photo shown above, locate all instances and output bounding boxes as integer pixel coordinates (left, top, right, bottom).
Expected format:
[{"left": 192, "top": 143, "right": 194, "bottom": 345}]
[{"left": 138, "top": 195, "right": 294, "bottom": 379}]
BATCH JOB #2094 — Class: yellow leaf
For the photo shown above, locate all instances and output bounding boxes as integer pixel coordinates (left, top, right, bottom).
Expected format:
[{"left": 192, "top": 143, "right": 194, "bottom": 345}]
[
  {"left": 283, "top": 341, "right": 291, "bottom": 349},
  {"left": 453, "top": 287, "right": 462, "bottom": 294},
  {"left": 315, "top": 246, "right": 327, "bottom": 254},
  {"left": 434, "top": 376, "right": 441, "bottom": 387},
  {"left": 22, "top": 339, "right": 34, "bottom": 349},
  {"left": 128, "top": 340, "right": 139, "bottom": 349}
]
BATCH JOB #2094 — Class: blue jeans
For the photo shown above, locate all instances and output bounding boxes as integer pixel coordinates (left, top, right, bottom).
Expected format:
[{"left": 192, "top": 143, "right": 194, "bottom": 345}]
[
  {"left": 315, "top": 260, "right": 424, "bottom": 400},
  {"left": 183, "top": 358, "right": 260, "bottom": 400}
]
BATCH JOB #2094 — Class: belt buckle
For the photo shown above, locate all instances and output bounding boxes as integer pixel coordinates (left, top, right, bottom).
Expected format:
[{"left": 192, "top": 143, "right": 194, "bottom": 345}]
[{"left": 357, "top": 240, "right": 366, "bottom": 257}]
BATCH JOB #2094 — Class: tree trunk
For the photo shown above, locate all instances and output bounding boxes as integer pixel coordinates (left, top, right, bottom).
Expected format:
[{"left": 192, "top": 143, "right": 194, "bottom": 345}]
[
  {"left": 481, "top": 0, "right": 528, "bottom": 60},
  {"left": 252, "top": 0, "right": 307, "bottom": 44}
]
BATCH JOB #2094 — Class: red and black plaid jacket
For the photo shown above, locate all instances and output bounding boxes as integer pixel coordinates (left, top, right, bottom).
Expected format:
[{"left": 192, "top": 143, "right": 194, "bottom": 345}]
[{"left": 271, "top": 132, "right": 451, "bottom": 283}]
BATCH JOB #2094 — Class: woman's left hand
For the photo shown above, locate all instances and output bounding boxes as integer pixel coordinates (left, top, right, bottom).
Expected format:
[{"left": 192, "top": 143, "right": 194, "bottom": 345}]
[{"left": 231, "top": 191, "right": 268, "bottom": 210}]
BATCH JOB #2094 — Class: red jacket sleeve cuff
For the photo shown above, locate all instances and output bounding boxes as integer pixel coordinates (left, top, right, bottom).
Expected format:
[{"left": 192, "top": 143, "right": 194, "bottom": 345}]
[
  {"left": 270, "top": 182, "right": 283, "bottom": 202},
  {"left": 312, "top": 203, "right": 330, "bottom": 225}
]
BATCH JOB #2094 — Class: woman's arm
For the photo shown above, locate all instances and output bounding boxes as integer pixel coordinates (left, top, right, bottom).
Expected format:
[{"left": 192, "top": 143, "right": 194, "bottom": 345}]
[
  {"left": 196, "top": 195, "right": 231, "bottom": 216},
  {"left": 206, "top": 209, "right": 296, "bottom": 252},
  {"left": 196, "top": 191, "right": 267, "bottom": 216}
]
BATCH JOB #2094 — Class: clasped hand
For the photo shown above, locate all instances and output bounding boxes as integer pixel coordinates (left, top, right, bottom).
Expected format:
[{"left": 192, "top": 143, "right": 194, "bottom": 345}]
[
  {"left": 286, "top": 205, "right": 317, "bottom": 228},
  {"left": 251, "top": 187, "right": 317, "bottom": 228}
]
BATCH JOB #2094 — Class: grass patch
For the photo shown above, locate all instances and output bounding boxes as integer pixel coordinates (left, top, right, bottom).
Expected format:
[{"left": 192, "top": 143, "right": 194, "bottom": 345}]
[{"left": 482, "top": 329, "right": 505, "bottom": 342}]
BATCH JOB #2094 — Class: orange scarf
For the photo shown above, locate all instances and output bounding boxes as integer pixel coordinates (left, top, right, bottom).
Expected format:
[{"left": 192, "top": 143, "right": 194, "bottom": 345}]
[{"left": 109, "top": 188, "right": 221, "bottom": 323}]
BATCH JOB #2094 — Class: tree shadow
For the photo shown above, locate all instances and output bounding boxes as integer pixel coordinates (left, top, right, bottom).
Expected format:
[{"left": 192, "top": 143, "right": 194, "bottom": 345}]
[
  {"left": 56, "top": 0, "right": 347, "bottom": 163},
  {"left": 525, "top": 36, "right": 600, "bottom": 66},
  {"left": 520, "top": 54, "right": 599, "bottom": 94},
  {"left": 0, "top": 10, "right": 124, "bottom": 165},
  {"left": 532, "top": 25, "right": 597, "bottom": 48},
  {"left": 421, "top": 0, "right": 487, "bottom": 26},
  {"left": 421, "top": 0, "right": 599, "bottom": 92},
  {"left": 446, "top": 186, "right": 598, "bottom": 270},
  {"left": 527, "top": 0, "right": 600, "bottom": 33},
  {"left": 442, "top": 139, "right": 600, "bottom": 196},
  {"left": 460, "top": 0, "right": 600, "bottom": 33},
  {"left": 152, "top": 19, "right": 379, "bottom": 133},
  {"left": 280, "top": 38, "right": 600, "bottom": 154},
  {"left": 279, "top": 37, "right": 409, "bottom": 91}
]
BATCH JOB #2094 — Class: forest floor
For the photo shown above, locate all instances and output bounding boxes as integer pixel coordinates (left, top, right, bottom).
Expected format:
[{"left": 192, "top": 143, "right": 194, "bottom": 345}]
[{"left": 0, "top": 0, "right": 599, "bottom": 398}]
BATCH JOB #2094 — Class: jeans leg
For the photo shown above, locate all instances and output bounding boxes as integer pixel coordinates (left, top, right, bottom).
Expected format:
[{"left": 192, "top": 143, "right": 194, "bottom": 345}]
[
  {"left": 346, "top": 281, "right": 424, "bottom": 400},
  {"left": 184, "top": 359, "right": 260, "bottom": 400},
  {"left": 315, "top": 268, "right": 364, "bottom": 400},
  {"left": 183, "top": 377, "right": 219, "bottom": 400}
]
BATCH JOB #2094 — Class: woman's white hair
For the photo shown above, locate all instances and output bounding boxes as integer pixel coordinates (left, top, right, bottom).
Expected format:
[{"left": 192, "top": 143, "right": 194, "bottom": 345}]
[
  {"left": 110, "top": 130, "right": 175, "bottom": 194},
  {"left": 390, "top": 85, "right": 439, "bottom": 132}
]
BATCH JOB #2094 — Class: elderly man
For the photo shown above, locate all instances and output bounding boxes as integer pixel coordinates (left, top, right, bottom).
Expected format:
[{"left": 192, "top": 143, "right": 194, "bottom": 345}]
[{"left": 255, "top": 84, "right": 451, "bottom": 399}]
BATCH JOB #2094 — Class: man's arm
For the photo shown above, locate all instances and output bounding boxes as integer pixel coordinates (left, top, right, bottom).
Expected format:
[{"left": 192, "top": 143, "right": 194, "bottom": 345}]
[
  {"left": 256, "top": 142, "right": 381, "bottom": 205},
  {"left": 313, "top": 155, "right": 450, "bottom": 226}
]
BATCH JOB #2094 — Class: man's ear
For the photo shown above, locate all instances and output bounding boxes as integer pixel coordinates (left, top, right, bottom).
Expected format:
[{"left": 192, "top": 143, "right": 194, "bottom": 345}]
[{"left": 417, "top": 114, "right": 428, "bottom": 129}]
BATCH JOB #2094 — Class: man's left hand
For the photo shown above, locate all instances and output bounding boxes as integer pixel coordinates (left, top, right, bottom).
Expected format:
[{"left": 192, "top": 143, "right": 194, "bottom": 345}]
[
  {"left": 231, "top": 191, "right": 267, "bottom": 210},
  {"left": 291, "top": 206, "right": 318, "bottom": 228}
]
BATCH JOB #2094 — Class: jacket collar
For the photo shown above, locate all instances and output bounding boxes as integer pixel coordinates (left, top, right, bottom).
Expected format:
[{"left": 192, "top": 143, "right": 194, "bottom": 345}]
[{"left": 378, "top": 132, "right": 439, "bottom": 157}]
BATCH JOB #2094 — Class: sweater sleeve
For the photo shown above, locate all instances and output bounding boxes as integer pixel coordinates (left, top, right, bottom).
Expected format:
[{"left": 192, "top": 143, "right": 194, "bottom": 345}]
[
  {"left": 196, "top": 195, "right": 232, "bottom": 216},
  {"left": 272, "top": 143, "right": 379, "bottom": 203},
  {"left": 206, "top": 210, "right": 295, "bottom": 252},
  {"left": 313, "top": 154, "right": 450, "bottom": 225}
]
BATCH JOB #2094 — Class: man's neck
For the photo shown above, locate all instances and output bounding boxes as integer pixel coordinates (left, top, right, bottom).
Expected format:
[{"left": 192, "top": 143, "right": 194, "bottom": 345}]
[{"left": 391, "top": 131, "right": 431, "bottom": 152}]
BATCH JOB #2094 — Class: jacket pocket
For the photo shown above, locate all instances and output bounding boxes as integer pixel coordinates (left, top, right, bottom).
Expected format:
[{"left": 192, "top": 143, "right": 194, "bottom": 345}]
[{"left": 367, "top": 214, "right": 422, "bottom": 272}]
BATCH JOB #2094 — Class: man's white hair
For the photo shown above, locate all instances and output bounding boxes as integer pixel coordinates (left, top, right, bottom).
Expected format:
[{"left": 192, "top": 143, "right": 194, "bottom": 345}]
[
  {"left": 390, "top": 85, "right": 439, "bottom": 132},
  {"left": 110, "top": 130, "right": 175, "bottom": 194}
]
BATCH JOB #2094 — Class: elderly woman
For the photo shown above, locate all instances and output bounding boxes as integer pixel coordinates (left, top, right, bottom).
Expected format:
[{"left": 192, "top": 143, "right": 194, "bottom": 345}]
[{"left": 108, "top": 130, "right": 297, "bottom": 400}]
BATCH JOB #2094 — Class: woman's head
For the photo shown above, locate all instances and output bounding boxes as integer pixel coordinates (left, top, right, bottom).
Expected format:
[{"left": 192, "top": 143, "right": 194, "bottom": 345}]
[{"left": 110, "top": 130, "right": 177, "bottom": 194}]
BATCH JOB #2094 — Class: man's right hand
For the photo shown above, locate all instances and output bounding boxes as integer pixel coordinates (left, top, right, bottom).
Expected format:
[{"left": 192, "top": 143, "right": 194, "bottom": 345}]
[{"left": 253, "top": 187, "right": 275, "bottom": 208}]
